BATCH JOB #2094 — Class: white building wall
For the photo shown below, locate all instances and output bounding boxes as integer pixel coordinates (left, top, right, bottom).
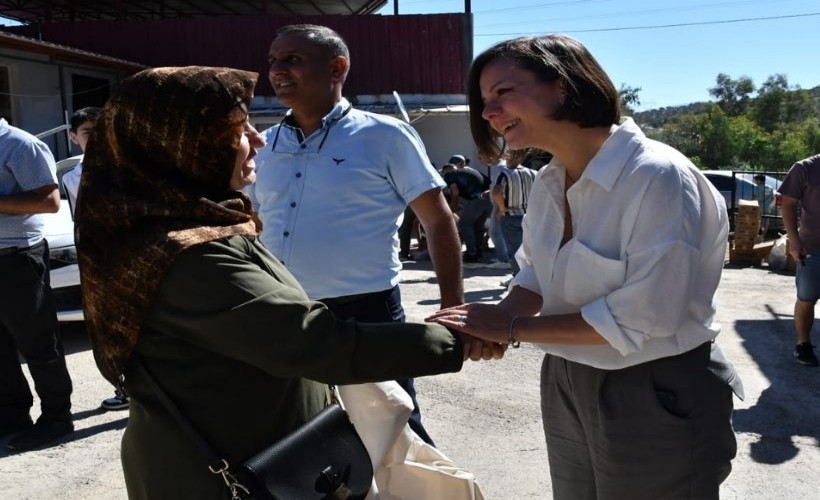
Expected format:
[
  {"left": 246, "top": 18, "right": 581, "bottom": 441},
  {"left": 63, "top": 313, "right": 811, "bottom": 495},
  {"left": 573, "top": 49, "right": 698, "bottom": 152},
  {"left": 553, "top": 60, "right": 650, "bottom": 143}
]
[
  {"left": 0, "top": 47, "right": 122, "bottom": 159},
  {"left": 411, "top": 112, "right": 477, "bottom": 169}
]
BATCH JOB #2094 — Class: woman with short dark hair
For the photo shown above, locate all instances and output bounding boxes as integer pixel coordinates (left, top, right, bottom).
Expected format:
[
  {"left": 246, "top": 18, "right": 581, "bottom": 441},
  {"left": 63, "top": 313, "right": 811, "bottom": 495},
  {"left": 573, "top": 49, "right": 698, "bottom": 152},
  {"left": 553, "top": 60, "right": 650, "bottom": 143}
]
[{"left": 430, "top": 34, "right": 742, "bottom": 499}]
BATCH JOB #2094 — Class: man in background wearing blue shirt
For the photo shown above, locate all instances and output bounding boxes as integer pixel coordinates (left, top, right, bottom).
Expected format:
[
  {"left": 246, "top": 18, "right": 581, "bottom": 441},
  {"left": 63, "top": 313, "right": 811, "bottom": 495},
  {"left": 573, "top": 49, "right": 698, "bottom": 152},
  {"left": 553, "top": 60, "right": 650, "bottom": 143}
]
[
  {"left": 248, "top": 24, "right": 464, "bottom": 444},
  {"left": 0, "top": 118, "right": 74, "bottom": 451}
]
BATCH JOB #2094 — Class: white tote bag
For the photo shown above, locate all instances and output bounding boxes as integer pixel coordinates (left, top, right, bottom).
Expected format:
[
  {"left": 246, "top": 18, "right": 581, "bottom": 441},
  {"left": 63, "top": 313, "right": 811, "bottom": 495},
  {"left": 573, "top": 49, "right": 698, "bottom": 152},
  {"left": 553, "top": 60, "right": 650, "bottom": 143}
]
[{"left": 337, "top": 382, "right": 485, "bottom": 500}]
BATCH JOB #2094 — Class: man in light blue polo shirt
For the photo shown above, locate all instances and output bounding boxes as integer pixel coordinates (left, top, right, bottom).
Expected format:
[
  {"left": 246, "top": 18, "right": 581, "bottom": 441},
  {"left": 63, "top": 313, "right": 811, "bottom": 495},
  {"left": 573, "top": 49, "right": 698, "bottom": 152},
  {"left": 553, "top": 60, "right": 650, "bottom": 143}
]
[
  {"left": 0, "top": 118, "right": 74, "bottom": 451},
  {"left": 248, "top": 24, "right": 464, "bottom": 445}
]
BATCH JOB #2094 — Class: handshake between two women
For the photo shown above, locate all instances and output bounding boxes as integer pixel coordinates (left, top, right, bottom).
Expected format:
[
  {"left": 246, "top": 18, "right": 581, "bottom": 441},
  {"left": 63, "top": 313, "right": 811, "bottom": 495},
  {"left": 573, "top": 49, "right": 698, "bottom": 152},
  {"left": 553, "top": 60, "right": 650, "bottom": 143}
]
[{"left": 428, "top": 303, "right": 517, "bottom": 362}]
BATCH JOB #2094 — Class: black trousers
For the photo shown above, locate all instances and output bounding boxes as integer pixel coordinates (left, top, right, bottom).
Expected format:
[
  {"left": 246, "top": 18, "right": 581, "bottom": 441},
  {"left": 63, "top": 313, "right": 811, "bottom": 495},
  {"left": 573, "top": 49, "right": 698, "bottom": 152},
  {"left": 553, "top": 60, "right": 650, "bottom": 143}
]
[
  {"left": 398, "top": 206, "right": 416, "bottom": 257},
  {"left": 540, "top": 342, "right": 737, "bottom": 500},
  {"left": 0, "top": 240, "right": 73, "bottom": 423},
  {"left": 319, "top": 285, "right": 435, "bottom": 446}
]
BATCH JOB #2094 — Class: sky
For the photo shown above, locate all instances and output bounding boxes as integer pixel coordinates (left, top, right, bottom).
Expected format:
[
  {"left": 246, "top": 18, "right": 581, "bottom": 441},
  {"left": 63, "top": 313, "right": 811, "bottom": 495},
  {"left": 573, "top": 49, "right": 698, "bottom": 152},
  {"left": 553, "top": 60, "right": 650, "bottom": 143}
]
[
  {"left": 378, "top": 0, "right": 820, "bottom": 111},
  {"left": 1, "top": 1, "right": 816, "bottom": 112}
]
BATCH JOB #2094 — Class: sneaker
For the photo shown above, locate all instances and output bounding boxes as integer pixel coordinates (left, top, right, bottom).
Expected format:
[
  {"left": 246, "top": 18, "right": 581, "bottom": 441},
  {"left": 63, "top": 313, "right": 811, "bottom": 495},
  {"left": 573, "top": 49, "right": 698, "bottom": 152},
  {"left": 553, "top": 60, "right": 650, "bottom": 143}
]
[
  {"left": 487, "top": 260, "right": 512, "bottom": 270},
  {"left": 101, "top": 394, "right": 130, "bottom": 411},
  {"left": 500, "top": 278, "right": 512, "bottom": 288},
  {"left": 7, "top": 417, "right": 73, "bottom": 452},
  {"left": 794, "top": 342, "right": 819, "bottom": 366}
]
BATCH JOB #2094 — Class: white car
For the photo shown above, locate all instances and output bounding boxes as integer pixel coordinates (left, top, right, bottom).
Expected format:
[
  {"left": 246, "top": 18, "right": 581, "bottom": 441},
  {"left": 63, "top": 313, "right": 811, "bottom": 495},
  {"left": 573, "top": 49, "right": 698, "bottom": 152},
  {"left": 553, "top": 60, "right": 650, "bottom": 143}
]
[{"left": 44, "top": 156, "right": 83, "bottom": 322}]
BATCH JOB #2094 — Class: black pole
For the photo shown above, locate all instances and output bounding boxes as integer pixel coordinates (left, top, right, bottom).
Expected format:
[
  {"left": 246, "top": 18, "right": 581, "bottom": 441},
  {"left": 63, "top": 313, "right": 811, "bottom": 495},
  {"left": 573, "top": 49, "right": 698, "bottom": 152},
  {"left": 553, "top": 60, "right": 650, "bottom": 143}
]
[
  {"left": 465, "top": 0, "right": 471, "bottom": 14},
  {"left": 394, "top": 0, "right": 399, "bottom": 15}
]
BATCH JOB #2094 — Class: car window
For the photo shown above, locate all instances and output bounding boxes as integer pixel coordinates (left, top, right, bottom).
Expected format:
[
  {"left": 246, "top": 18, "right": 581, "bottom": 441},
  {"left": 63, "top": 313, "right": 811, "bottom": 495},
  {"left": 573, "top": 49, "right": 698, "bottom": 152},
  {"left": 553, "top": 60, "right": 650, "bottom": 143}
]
[
  {"left": 705, "top": 175, "right": 733, "bottom": 192},
  {"left": 735, "top": 179, "right": 756, "bottom": 199}
]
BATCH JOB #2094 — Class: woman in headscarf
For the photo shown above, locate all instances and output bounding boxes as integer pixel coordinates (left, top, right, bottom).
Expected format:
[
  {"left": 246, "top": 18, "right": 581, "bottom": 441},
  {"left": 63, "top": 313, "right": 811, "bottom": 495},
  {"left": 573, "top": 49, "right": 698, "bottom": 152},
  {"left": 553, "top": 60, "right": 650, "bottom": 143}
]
[
  {"left": 76, "top": 66, "right": 482, "bottom": 499},
  {"left": 428, "top": 35, "right": 742, "bottom": 499}
]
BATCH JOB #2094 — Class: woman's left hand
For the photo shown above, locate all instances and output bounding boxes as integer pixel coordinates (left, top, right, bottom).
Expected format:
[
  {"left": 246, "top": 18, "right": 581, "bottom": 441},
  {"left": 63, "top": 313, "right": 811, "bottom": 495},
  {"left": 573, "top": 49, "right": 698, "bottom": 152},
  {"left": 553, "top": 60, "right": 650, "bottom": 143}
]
[{"left": 426, "top": 303, "right": 514, "bottom": 347}]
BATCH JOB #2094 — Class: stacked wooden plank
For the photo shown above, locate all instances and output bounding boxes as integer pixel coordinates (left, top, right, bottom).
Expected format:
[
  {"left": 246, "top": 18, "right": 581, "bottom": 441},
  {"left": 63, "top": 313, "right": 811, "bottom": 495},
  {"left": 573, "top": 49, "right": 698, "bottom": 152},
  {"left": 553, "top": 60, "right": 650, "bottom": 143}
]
[{"left": 730, "top": 200, "right": 763, "bottom": 264}]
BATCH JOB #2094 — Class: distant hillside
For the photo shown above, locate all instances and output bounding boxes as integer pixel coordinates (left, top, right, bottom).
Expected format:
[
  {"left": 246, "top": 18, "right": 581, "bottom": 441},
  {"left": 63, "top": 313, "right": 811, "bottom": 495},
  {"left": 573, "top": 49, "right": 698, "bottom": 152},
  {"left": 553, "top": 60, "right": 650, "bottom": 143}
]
[
  {"left": 634, "top": 84, "right": 820, "bottom": 128},
  {"left": 633, "top": 102, "right": 710, "bottom": 128}
]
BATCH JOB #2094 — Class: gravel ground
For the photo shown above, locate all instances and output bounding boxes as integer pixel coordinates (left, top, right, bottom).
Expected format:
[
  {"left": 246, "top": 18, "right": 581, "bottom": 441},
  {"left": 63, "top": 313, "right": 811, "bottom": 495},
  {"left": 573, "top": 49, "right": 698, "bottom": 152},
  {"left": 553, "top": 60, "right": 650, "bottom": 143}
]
[{"left": 1, "top": 258, "right": 818, "bottom": 499}]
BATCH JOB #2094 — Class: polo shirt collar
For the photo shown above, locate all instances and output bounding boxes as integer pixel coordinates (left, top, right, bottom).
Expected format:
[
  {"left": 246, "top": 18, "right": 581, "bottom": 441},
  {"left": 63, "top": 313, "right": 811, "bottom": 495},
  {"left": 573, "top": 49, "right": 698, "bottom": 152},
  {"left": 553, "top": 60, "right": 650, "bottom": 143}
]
[{"left": 282, "top": 97, "right": 352, "bottom": 131}]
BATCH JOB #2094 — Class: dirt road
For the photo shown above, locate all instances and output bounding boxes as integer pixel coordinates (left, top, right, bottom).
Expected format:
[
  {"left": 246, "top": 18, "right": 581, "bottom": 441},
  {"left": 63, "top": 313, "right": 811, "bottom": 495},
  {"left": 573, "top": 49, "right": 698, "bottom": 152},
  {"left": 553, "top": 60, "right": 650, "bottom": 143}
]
[{"left": 1, "top": 260, "right": 818, "bottom": 499}]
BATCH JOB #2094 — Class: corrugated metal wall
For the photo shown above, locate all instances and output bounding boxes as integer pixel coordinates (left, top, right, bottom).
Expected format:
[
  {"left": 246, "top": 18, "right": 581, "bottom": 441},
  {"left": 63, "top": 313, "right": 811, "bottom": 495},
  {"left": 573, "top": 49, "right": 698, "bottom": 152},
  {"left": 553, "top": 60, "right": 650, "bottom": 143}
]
[{"left": 8, "top": 14, "right": 472, "bottom": 96}]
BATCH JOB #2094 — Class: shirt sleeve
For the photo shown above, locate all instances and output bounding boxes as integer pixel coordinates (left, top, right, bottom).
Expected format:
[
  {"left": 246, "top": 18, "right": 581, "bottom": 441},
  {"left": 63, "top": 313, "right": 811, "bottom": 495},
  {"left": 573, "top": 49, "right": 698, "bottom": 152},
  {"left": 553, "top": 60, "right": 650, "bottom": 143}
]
[
  {"left": 144, "top": 238, "right": 463, "bottom": 383},
  {"left": 497, "top": 172, "right": 509, "bottom": 189},
  {"left": 6, "top": 134, "right": 57, "bottom": 191},
  {"left": 385, "top": 121, "right": 444, "bottom": 204},
  {"left": 580, "top": 165, "right": 722, "bottom": 355},
  {"left": 779, "top": 162, "right": 806, "bottom": 200}
]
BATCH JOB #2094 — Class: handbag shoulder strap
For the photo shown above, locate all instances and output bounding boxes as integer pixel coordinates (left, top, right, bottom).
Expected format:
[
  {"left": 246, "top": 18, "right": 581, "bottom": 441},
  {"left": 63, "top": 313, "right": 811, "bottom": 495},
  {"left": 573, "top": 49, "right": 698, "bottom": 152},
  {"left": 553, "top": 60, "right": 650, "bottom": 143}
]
[{"left": 132, "top": 357, "right": 250, "bottom": 499}]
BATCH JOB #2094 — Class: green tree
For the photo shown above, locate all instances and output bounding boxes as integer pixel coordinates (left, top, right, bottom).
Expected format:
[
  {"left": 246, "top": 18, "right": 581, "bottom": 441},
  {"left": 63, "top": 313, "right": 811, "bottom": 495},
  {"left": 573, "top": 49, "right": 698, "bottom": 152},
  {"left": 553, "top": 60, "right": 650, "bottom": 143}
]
[
  {"left": 618, "top": 84, "right": 642, "bottom": 115},
  {"left": 767, "top": 119, "right": 820, "bottom": 169},
  {"left": 728, "top": 115, "right": 771, "bottom": 169},
  {"left": 804, "top": 117, "right": 820, "bottom": 154},
  {"left": 698, "top": 104, "right": 737, "bottom": 167},
  {"left": 709, "top": 73, "right": 755, "bottom": 116},
  {"left": 649, "top": 74, "right": 818, "bottom": 172},
  {"left": 648, "top": 112, "right": 701, "bottom": 158},
  {"left": 752, "top": 74, "right": 789, "bottom": 131}
]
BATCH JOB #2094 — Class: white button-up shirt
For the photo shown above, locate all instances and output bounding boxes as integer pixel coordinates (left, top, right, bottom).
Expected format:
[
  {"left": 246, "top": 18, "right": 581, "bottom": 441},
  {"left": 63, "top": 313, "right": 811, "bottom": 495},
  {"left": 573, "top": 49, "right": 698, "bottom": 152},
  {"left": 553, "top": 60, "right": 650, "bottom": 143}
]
[
  {"left": 247, "top": 99, "right": 443, "bottom": 300},
  {"left": 512, "top": 118, "right": 729, "bottom": 369}
]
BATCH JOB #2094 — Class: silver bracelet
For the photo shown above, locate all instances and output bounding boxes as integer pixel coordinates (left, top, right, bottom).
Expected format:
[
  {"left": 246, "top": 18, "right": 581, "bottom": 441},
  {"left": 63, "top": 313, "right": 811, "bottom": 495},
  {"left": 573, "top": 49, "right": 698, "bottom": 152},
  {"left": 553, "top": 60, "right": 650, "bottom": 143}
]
[{"left": 508, "top": 316, "right": 521, "bottom": 348}]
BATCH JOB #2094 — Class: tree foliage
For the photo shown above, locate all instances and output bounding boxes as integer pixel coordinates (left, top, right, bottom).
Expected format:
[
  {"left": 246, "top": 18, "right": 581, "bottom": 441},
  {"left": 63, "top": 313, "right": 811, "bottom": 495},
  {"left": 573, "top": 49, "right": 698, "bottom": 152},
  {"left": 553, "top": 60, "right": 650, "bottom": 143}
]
[
  {"left": 709, "top": 73, "right": 755, "bottom": 116},
  {"left": 641, "top": 74, "right": 819, "bottom": 171},
  {"left": 618, "top": 83, "right": 642, "bottom": 115}
]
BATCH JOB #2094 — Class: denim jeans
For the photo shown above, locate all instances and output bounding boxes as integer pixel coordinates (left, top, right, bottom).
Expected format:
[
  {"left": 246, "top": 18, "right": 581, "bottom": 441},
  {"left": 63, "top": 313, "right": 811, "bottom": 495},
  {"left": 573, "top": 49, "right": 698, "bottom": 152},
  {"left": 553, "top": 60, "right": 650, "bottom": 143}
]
[
  {"left": 796, "top": 252, "right": 820, "bottom": 302},
  {"left": 489, "top": 205, "right": 509, "bottom": 262},
  {"left": 501, "top": 215, "right": 524, "bottom": 276}
]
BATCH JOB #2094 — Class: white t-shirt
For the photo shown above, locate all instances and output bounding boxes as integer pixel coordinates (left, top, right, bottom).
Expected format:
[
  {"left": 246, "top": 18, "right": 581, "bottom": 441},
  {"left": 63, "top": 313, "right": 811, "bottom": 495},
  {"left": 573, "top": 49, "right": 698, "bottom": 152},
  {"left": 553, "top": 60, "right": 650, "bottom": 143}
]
[
  {"left": 512, "top": 118, "right": 729, "bottom": 369},
  {"left": 61, "top": 161, "right": 82, "bottom": 216}
]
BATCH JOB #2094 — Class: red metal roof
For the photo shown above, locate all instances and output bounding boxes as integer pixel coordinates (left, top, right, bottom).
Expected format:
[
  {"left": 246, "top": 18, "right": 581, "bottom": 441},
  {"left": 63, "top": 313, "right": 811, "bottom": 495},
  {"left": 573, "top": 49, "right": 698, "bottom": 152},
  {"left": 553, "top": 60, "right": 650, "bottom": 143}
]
[
  {"left": 0, "top": 30, "right": 145, "bottom": 73},
  {"left": 0, "top": 0, "right": 388, "bottom": 22},
  {"left": 4, "top": 14, "right": 471, "bottom": 96}
]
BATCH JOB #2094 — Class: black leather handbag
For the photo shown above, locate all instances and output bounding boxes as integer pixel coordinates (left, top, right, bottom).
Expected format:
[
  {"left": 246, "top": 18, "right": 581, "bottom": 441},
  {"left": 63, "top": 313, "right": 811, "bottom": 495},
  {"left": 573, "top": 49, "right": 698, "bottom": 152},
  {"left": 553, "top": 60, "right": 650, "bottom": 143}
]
[
  {"left": 134, "top": 359, "right": 373, "bottom": 500},
  {"left": 236, "top": 404, "right": 373, "bottom": 499}
]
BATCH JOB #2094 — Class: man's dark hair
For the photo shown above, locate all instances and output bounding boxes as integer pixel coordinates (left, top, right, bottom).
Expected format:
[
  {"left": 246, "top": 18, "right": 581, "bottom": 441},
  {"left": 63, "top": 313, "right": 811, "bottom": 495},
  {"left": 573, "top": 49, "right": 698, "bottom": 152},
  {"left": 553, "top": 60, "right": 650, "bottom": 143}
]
[
  {"left": 70, "top": 107, "right": 102, "bottom": 132},
  {"left": 753, "top": 174, "right": 766, "bottom": 182},
  {"left": 276, "top": 24, "right": 350, "bottom": 80}
]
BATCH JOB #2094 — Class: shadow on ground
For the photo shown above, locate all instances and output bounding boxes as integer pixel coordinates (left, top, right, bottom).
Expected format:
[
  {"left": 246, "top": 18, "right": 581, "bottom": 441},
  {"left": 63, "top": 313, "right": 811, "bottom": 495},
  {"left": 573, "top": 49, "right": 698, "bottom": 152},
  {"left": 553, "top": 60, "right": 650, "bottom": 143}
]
[
  {"left": 404, "top": 259, "right": 511, "bottom": 306},
  {"left": 59, "top": 321, "right": 91, "bottom": 356},
  {"left": 732, "top": 305, "right": 820, "bottom": 464},
  {"left": 0, "top": 414, "right": 127, "bottom": 459}
]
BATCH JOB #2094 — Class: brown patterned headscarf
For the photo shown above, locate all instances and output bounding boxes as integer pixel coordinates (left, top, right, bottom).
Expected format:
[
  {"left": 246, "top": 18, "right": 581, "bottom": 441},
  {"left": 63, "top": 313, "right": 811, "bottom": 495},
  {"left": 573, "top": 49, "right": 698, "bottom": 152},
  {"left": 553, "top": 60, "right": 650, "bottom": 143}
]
[{"left": 77, "top": 66, "right": 259, "bottom": 384}]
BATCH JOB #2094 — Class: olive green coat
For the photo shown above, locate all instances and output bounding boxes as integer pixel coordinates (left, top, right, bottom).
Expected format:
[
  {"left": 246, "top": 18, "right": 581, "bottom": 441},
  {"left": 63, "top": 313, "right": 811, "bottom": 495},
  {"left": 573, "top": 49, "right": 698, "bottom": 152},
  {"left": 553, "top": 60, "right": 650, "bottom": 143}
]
[{"left": 120, "top": 236, "right": 462, "bottom": 499}]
